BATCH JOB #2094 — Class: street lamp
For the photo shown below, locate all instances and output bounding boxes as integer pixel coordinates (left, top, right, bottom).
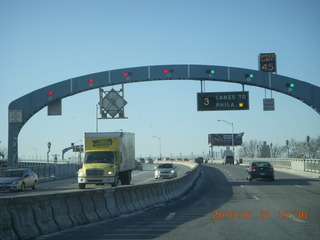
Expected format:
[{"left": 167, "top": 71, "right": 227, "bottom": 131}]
[
  {"left": 153, "top": 135, "right": 162, "bottom": 160},
  {"left": 47, "top": 142, "right": 51, "bottom": 166},
  {"left": 306, "top": 136, "right": 310, "bottom": 158},
  {"left": 286, "top": 140, "right": 289, "bottom": 158},
  {"left": 218, "top": 120, "right": 234, "bottom": 157}
]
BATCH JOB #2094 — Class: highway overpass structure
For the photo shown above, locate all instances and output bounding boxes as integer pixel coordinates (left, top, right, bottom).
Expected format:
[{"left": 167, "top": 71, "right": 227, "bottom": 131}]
[{"left": 7, "top": 64, "right": 320, "bottom": 166}]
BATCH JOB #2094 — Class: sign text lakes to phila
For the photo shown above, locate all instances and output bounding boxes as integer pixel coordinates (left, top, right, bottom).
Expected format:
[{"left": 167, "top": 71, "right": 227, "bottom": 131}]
[{"left": 197, "top": 91, "right": 249, "bottom": 111}]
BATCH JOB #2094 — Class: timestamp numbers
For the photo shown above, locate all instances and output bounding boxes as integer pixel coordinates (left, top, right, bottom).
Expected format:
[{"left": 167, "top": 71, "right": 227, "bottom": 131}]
[
  {"left": 278, "top": 210, "right": 308, "bottom": 219},
  {"left": 211, "top": 210, "right": 308, "bottom": 220}
]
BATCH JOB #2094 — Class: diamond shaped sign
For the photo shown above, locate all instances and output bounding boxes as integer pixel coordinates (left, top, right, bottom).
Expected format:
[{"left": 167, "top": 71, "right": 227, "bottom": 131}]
[{"left": 101, "top": 89, "right": 127, "bottom": 117}]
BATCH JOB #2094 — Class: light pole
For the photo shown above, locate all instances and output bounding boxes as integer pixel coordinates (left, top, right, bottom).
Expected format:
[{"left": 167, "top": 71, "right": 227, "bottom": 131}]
[
  {"left": 47, "top": 142, "right": 51, "bottom": 166},
  {"left": 286, "top": 140, "right": 289, "bottom": 158},
  {"left": 153, "top": 135, "right": 162, "bottom": 160},
  {"left": 218, "top": 120, "right": 234, "bottom": 157},
  {"left": 306, "top": 136, "right": 310, "bottom": 158}
]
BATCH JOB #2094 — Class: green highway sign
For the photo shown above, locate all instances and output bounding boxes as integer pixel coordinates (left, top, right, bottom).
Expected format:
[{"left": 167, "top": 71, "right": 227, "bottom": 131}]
[{"left": 197, "top": 91, "right": 249, "bottom": 111}]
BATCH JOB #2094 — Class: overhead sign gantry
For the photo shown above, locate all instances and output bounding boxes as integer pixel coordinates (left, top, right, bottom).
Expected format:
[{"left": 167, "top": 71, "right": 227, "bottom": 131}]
[{"left": 7, "top": 64, "right": 320, "bottom": 166}]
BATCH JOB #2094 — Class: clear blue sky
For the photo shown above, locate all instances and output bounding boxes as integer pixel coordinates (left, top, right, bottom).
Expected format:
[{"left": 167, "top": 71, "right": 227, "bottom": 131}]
[{"left": 0, "top": 0, "right": 319, "bottom": 161}]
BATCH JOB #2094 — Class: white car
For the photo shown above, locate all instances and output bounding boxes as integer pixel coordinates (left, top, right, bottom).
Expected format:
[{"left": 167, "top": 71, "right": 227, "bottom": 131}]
[
  {"left": 0, "top": 168, "right": 38, "bottom": 191},
  {"left": 155, "top": 163, "right": 177, "bottom": 179}
]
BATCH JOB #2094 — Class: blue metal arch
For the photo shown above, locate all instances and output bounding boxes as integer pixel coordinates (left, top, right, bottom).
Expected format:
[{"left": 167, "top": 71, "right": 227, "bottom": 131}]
[{"left": 8, "top": 64, "right": 320, "bottom": 166}]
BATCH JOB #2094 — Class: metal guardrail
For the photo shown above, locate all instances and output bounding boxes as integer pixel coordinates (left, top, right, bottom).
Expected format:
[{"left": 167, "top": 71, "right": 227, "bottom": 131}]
[{"left": 241, "top": 158, "right": 320, "bottom": 173}]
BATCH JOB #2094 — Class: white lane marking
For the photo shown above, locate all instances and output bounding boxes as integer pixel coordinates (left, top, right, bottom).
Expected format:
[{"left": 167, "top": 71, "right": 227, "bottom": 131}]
[
  {"left": 252, "top": 195, "right": 260, "bottom": 200},
  {"left": 165, "top": 212, "right": 176, "bottom": 220},
  {"left": 290, "top": 214, "right": 306, "bottom": 223},
  {"left": 295, "top": 185, "right": 302, "bottom": 188},
  {"left": 240, "top": 185, "right": 244, "bottom": 188}
]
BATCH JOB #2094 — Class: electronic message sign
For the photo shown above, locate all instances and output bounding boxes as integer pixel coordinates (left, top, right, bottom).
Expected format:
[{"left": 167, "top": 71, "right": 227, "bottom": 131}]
[
  {"left": 197, "top": 91, "right": 249, "bottom": 111},
  {"left": 259, "top": 53, "right": 277, "bottom": 72}
]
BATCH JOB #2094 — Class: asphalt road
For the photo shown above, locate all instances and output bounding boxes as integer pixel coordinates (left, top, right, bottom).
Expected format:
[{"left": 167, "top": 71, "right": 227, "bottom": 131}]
[
  {"left": 38, "top": 163, "right": 320, "bottom": 240},
  {"left": 0, "top": 163, "right": 190, "bottom": 198}
]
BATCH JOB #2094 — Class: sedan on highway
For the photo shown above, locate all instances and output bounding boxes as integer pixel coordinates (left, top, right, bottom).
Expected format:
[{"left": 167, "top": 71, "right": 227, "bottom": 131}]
[
  {"left": 0, "top": 168, "right": 38, "bottom": 191},
  {"left": 155, "top": 163, "right": 177, "bottom": 179},
  {"left": 246, "top": 161, "right": 274, "bottom": 181}
]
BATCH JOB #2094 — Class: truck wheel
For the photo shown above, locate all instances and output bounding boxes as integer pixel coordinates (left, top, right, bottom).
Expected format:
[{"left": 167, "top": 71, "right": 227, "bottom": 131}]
[
  {"left": 111, "top": 177, "right": 118, "bottom": 187},
  {"left": 79, "top": 183, "right": 86, "bottom": 189},
  {"left": 127, "top": 171, "right": 132, "bottom": 185},
  {"left": 120, "top": 171, "right": 131, "bottom": 185}
]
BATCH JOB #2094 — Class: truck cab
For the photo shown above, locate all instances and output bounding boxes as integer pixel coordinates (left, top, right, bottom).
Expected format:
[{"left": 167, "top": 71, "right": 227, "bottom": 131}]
[
  {"left": 78, "top": 150, "right": 120, "bottom": 188},
  {"left": 77, "top": 132, "right": 135, "bottom": 189}
]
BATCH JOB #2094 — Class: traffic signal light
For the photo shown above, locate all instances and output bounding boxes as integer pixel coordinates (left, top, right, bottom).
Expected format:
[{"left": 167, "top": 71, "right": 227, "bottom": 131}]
[
  {"left": 123, "top": 72, "right": 132, "bottom": 77},
  {"left": 163, "top": 69, "right": 174, "bottom": 74},
  {"left": 245, "top": 73, "right": 254, "bottom": 78},
  {"left": 206, "top": 69, "right": 215, "bottom": 74},
  {"left": 88, "top": 78, "right": 94, "bottom": 83},
  {"left": 47, "top": 91, "right": 53, "bottom": 95},
  {"left": 285, "top": 83, "right": 295, "bottom": 88}
]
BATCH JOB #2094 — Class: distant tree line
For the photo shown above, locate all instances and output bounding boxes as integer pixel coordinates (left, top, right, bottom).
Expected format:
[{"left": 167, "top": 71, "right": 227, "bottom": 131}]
[{"left": 238, "top": 136, "right": 320, "bottom": 159}]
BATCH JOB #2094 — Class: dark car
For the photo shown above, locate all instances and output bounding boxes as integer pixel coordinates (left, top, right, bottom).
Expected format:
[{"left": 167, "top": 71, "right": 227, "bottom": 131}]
[
  {"left": 146, "top": 158, "right": 154, "bottom": 164},
  {"left": 246, "top": 161, "right": 274, "bottom": 181},
  {"left": 135, "top": 160, "right": 143, "bottom": 171},
  {"left": 223, "top": 156, "right": 234, "bottom": 165},
  {"left": 195, "top": 157, "right": 203, "bottom": 164}
]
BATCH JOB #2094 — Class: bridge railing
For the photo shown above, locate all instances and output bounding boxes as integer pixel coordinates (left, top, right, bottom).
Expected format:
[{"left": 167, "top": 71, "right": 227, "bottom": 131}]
[{"left": 241, "top": 158, "right": 320, "bottom": 173}]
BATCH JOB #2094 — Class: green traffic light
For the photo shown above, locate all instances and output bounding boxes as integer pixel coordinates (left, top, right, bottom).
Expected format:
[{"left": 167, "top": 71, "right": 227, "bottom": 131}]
[
  {"left": 245, "top": 73, "right": 254, "bottom": 78},
  {"left": 290, "top": 83, "right": 295, "bottom": 87},
  {"left": 210, "top": 70, "right": 215, "bottom": 74}
]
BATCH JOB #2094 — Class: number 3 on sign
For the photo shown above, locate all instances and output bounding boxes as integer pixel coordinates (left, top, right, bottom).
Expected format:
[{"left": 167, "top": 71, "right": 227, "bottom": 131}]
[{"left": 204, "top": 98, "right": 210, "bottom": 106}]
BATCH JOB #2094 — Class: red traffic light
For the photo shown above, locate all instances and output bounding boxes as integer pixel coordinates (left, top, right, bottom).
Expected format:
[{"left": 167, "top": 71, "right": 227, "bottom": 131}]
[
  {"left": 88, "top": 78, "right": 94, "bottom": 83},
  {"left": 48, "top": 91, "right": 53, "bottom": 95},
  {"left": 163, "top": 69, "right": 174, "bottom": 74},
  {"left": 123, "top": 72, "right": 132, "bottom": 77}
]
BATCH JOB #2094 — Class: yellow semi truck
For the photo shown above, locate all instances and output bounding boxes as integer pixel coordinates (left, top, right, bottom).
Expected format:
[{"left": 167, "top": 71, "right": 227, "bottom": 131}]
[{"left": 77, "top": 132, "right": 135, "bottom": 189}]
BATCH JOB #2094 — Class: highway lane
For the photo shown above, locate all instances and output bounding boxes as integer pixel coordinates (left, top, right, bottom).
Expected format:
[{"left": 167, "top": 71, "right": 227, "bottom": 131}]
[
  {"left": 38, "top": 163, "right": 320, "bottom": 240},
  {"left": 0, "top": 163, "right": 190, "bottom": 198}
]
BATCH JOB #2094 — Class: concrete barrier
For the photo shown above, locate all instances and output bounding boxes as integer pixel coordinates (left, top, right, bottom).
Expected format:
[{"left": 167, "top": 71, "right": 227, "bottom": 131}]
[
  {"left": 32, "top": 194, "right": 59, "bottom": 235},
  {"left": 0, "top": 198, "right": 17, "bottom": 240},
  {"left": 50, "top": 193, "right": 73, "bottom": 230},
  {"left": 79, "top": 191, "right": 100, "bottom": 223},
  {"left": 120, "top": 187, "right": 136, "bottom": 213},
  {"left": 153, "top": 183, "right": 166, "bottom": 204},
  {"left": 10, "top": 196, "right": 40, "bottom": 240},
  {"left": 128, "top": 186, "right": 143, "bottom": 211},
  {"left": 114, "top": 187, "right": 130, "bottom": 214},
  {"left": 0, "top": 162, "right": 200, "bottom": 240},
  {"left": 146, "top": 184, "right": 157, "bottom": 206},
  {"left": 134, "top": 185, "right": 148, "bottom": 209},
  {"left": 140, "top": 184, "right": 153, "bottom": 207},
  {"left": 65, "top": 192, "right": 88, "bottom": 226},
  {"left": 92, "top": 189, "right": 111, "bottom": 220}
]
